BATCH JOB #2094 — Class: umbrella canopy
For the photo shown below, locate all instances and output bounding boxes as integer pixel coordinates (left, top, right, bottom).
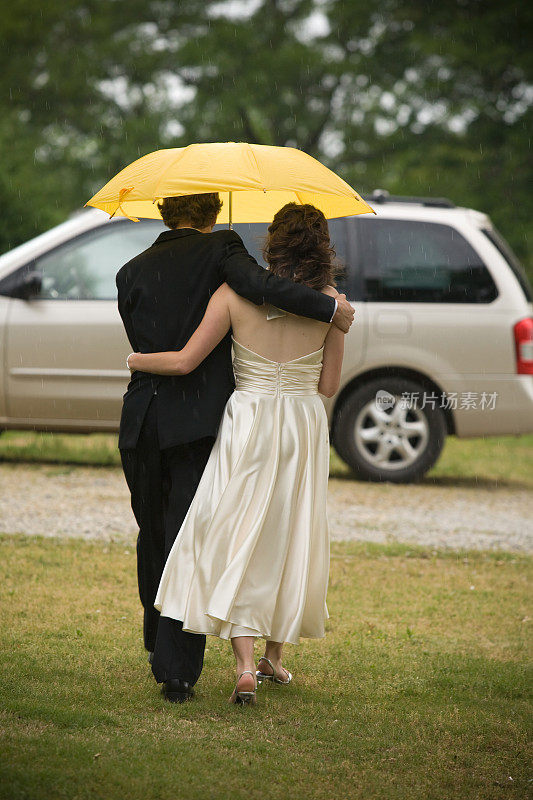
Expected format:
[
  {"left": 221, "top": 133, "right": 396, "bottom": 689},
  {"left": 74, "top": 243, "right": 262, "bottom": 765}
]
[{"left": 85, "top": 141, "right": 375, "bottom": 224}]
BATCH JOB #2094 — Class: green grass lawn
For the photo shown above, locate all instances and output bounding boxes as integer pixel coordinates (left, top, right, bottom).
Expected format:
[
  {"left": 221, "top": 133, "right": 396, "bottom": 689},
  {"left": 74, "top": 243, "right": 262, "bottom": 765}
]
[
  {"left": 0, "top": 535, "right": 531, "bottom": 800},
  {"left": 1, "top": 430, "right": 533, "bottom": 487}
]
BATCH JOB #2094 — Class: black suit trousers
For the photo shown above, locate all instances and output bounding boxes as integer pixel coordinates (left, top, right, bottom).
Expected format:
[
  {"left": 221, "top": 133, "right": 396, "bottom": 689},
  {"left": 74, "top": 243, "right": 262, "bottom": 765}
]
[{"left": 120, "top": 396, "right": 215, "bottom": 685}]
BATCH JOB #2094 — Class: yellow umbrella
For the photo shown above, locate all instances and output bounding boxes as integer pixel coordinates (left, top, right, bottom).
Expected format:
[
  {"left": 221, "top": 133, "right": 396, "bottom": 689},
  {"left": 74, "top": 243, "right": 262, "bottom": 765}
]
[{"left": 85, "top": 141, "right": 374, "bottom": 225}]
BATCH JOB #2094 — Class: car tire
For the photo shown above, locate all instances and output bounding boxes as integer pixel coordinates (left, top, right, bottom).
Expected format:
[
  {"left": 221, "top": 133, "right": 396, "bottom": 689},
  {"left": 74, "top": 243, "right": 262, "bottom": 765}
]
[{"left": 332, "top": 377, "right": 447, "bottom": 483}]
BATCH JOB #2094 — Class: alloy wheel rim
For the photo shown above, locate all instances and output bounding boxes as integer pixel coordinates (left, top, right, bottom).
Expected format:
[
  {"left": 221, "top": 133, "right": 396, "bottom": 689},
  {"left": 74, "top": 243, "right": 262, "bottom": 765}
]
[{"left": 354, "top": 395, "right": 429, "bottom": 471}]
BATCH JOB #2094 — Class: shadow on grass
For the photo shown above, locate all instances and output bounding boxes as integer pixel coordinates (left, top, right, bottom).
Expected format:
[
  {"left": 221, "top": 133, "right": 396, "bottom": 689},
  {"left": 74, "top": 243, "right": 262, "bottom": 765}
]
[
  {"left": 2, "top": 432, "right": 533, "bottom": 492},
  {"left": 0, "top": 455, "right": 121, "bottom": 468},
  {"left": 329, "top": 468, "right": 532, "bottom": 491},
  {"left": 2, "top": 455, "right": 531, "bottom": 494},
  {"left": 422, "top": 474, "right": 533, "bottom": 491}
]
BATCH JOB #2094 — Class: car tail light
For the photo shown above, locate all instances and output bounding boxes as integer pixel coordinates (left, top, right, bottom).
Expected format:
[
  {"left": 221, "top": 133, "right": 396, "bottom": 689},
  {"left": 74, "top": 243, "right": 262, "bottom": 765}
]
[{"left": 513, "top": 317, "right": 533, "bottom": 374}]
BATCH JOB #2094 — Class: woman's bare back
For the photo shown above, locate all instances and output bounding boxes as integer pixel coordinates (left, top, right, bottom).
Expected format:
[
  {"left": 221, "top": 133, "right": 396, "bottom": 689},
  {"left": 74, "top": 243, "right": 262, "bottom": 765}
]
[
  {"left": 226, "top": 285, "right": 336, "bottom": 363},
  {"left": 126, "top": 281, "right": 344, "bottom": 398}
]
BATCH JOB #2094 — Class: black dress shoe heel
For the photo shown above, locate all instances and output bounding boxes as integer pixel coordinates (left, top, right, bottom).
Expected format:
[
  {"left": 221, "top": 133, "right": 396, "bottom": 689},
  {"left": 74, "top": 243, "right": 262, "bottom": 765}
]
[{"left": 161, "top": 678, "right": 195, "bottom": 704}]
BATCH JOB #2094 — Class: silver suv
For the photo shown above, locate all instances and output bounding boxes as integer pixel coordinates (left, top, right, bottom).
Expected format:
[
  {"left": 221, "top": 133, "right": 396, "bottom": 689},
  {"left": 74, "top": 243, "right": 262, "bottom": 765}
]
[{"left": 0, "top": 193, "right": 531, "bottom": 483}]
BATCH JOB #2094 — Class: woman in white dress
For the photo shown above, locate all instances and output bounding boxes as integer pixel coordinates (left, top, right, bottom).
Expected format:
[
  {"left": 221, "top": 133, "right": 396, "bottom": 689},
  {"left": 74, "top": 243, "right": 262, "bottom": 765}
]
[{"left": 127, "top": 203, "right": 345, "bottom": 705}]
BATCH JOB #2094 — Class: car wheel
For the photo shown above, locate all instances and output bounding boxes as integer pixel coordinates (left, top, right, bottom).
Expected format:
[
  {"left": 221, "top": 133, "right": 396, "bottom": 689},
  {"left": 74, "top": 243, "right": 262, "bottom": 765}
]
[{"left": 332, "top": 377, "right": 447, "bottom": 483}]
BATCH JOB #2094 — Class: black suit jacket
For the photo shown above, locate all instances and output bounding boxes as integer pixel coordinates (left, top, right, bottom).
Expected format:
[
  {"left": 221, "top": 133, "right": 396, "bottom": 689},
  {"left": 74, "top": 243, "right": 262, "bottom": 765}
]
[{"left": 116, "top": 227, "right": 335, "bottom": 450}]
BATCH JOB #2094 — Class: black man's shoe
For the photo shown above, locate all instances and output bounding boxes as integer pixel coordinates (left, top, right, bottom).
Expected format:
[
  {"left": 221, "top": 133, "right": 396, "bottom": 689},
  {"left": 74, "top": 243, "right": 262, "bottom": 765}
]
[
  {"left": 161, "top": 679, "right": 195, "bottom": 704},
  {"left": 148, "top": 651, "right": 154, "bottom": 665}
]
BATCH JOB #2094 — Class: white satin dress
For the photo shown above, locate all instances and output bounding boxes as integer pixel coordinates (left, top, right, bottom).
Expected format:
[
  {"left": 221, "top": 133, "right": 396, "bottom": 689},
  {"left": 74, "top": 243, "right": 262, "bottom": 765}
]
[{"left": 154, "top": 331, "right": 331, "bottom": 646}]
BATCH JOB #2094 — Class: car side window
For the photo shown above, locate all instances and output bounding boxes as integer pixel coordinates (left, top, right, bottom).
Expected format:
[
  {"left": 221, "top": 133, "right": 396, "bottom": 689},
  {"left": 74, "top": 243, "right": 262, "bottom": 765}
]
[
  {"left": 220, "top": 223, "right": 270, "bottom": 267},
  {"left": 35, "top": 221, "right": 166, "bottom": 300},
  {"left": 218, "top": 219, "right": 350, "bottom": 295},
  {"left": 358, "top": 219, "right": 498, "bottom": 303}
]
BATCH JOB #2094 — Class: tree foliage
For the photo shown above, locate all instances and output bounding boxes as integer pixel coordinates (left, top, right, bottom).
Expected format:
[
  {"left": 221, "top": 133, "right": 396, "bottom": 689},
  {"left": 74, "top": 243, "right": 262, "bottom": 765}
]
[{"left": 1, "top": 0, "right": 531, "bottom": 277}]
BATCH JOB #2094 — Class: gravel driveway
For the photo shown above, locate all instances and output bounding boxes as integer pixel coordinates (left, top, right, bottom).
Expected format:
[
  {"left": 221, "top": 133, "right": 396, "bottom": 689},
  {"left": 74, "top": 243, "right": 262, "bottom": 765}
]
[{"left": 1, "top": 463, "right": 531, "bottom": 553}]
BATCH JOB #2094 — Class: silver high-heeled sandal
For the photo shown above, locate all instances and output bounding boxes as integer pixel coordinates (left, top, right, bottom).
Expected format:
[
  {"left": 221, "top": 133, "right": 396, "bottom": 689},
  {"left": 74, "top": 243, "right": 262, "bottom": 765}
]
[
  {"left": 256, "top": 656, "right": 293, "bottom": 685},
  {"left": 228, "top": 670, "right": 257, "bottom": 705}
]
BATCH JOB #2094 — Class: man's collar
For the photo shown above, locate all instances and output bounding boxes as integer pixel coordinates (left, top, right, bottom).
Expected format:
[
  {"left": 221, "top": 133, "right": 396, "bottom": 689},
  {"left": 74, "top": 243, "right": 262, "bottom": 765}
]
[{"left": 154, "top": 228, "right": 203, "bottom": 244}]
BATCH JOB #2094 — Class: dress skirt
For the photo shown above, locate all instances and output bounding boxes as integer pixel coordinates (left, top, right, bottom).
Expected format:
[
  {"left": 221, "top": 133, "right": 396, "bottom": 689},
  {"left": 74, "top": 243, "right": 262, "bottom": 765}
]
[{"left": 154, "top": 339, "right": 330, "bottom": 645}]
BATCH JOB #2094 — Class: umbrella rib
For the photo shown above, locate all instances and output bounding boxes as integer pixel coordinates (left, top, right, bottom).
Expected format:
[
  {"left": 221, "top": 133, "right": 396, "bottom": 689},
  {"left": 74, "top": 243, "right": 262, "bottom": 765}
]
[
  {"left": 245, "top": 143, "right": 265, "bottom": 190},
  {"left": 152, "top": 145, "right": 192, "bottom": 200}
]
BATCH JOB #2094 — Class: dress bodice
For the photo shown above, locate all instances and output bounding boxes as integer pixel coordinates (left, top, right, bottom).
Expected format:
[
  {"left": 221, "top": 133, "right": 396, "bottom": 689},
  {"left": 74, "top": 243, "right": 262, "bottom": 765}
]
[{"left": 232, "top": 337, "right": 323, "bottom": 397}]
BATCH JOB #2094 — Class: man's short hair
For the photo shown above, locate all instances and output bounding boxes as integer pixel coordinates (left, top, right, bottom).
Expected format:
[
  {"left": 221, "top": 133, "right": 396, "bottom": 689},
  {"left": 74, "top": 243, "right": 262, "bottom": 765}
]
[{"left": 157, "top": 193, "right": 223, "bottom": 229}]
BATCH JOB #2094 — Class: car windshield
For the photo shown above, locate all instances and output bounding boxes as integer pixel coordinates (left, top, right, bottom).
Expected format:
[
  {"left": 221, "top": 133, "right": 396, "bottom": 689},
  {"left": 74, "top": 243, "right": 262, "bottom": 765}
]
[{"left": 0, "top": 211, "right": 107, "bottom": 270}]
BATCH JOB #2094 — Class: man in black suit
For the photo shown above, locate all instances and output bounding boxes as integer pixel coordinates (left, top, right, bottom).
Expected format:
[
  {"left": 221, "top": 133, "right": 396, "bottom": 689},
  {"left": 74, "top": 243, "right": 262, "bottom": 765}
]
[{"left": 116, "top": 193, "right": 354, "bottom": 702}]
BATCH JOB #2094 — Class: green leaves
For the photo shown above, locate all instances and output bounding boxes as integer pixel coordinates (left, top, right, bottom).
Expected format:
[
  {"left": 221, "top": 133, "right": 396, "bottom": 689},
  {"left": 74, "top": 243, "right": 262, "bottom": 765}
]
[{"left": 0, "top": 0, "right": 531, "bottom": 276}]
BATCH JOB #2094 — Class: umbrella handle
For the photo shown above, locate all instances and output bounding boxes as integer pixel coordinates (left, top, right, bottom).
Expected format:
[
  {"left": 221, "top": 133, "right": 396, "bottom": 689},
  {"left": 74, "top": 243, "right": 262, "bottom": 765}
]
[{"left": 228, "top": 190, "right": 232, "bottom": 230}]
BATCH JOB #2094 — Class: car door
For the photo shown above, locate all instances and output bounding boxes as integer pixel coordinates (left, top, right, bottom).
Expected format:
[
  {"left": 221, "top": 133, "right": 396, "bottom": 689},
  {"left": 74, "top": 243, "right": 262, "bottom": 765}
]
[{"left": 5, "top": 220, "right": 165, "bottom": 429}]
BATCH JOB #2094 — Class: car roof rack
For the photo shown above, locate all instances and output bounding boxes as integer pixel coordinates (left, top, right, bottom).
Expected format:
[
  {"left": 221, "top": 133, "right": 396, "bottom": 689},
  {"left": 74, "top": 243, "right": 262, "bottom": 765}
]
[{"left": 364, "top": 189, "right": 456, "bottom": 208}]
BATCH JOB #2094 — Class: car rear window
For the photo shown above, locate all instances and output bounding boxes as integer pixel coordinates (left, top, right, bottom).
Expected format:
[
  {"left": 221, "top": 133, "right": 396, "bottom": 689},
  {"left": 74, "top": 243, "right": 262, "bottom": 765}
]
[
  {"left": 481, "top": 227, "right": 532, "bottom": 302},
  {"left": 356, "top": 219, "right": 498, "bottom": 303}
]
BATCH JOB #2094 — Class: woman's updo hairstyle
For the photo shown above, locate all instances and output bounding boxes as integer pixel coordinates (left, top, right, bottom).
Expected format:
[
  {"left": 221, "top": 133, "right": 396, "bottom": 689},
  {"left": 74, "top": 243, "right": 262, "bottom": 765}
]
[{"left": 263, "top": 203, "right": 338, "bottom": 290}]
